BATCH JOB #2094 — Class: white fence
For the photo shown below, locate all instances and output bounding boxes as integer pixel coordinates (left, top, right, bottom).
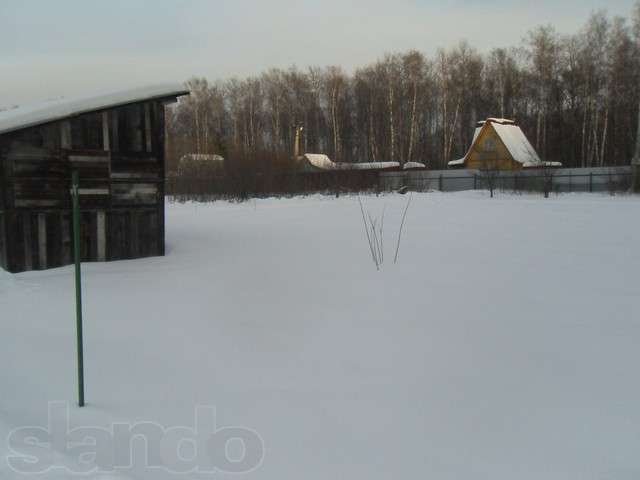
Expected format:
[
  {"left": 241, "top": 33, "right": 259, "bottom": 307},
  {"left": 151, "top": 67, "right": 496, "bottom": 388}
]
[{"left": 380, "top": 166, "right": 634, "bottom": 194}]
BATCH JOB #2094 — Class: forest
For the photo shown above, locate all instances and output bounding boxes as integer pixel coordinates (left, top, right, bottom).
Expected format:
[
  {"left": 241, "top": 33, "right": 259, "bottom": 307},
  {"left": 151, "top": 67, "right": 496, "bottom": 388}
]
[{"left": 167, "top": 4, "right": 640, "bottom": 172}]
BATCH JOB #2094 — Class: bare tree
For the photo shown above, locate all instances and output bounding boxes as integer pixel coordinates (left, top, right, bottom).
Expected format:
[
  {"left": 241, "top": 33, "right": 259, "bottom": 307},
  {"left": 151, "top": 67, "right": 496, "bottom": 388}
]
[
  {"left": 167, "top": 4, "right": 640, "bottom": 174},
  {"left": 480, "top": 158, "right": 501, "bottom": 198}
]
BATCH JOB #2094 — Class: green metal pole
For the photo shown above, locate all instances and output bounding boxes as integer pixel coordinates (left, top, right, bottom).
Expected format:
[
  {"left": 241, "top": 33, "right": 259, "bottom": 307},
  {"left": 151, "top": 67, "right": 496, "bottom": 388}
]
[{"left": 71, "top": 171, "right": 85, "bottom": 407}]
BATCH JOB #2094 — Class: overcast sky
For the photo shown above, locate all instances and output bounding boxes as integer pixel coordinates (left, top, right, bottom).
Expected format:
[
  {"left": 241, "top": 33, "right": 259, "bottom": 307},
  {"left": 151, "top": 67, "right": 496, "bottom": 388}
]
[{"left": 0, "top": 0, "right": 636, "bottom": 106}]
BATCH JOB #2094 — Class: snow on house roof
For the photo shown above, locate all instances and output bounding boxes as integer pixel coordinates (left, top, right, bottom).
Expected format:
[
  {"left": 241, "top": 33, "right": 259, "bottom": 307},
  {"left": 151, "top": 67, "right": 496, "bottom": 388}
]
[
  {"left": 448, "top": 158, "right": 465, "bottom": 167},
  {"left": 448, "top": 126, "right": 482, "bottom": 167},
  {"left": 341, "top": 162, "right": 400, "bottom": 171},
  {"left": 302, "top": 154, "right": 400, "bottom": 171},
  {"left": 472, "top": 126, "right": 483, "bottom": 144},
  {"left": 180, "top": 154, "right": 225, "bottom": 163},
  {"left": 448, "top": 118, "right": 561, "bottom": 168},
  {"left": 0, "top": 84, "right": 190, "bottom": 135},
  {"left": 491, "top": 122, "right": 542, "bottom": 167},
  {"left": 303, "top": 154, "right": 336, "bottom": 170},
  {"left": 403, "top": 162, "right": 427, "bottom": 170},
  {"left": 477, "top": 118, "right": 515, "bottom": 126},
  {"left": 538, "top": 161, "right": 564, "bottom": 168}
]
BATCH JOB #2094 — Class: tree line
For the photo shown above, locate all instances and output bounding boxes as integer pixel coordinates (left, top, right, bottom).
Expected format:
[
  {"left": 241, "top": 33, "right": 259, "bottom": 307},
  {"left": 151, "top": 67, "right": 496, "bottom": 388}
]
[{"left": 167, "top": 4, "right": 640, "bottom": 172}]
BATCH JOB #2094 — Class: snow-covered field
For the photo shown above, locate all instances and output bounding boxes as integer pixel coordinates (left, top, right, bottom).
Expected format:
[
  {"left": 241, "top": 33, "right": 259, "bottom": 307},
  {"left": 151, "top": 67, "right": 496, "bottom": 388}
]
[{"left": 1, "top": 191, "right": 639, "bottom": 480}]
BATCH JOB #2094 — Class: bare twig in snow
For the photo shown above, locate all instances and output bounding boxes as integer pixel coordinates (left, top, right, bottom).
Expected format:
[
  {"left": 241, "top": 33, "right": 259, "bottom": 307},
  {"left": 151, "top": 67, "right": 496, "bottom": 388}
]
[
  {"left": 358, "top": 197, "right": 379, "bottom": 269},
  {"left": 380, "top": 205, "right": 386, "bottom": 264},
  {"left": 394, "top": 194, "right": 413, "bottom": 264}
]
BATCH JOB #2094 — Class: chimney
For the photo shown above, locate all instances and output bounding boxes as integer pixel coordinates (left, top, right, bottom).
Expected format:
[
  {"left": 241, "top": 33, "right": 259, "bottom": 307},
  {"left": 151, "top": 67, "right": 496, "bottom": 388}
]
[{"left": 294, "top": 126, "right": 304, "bottom": 158}]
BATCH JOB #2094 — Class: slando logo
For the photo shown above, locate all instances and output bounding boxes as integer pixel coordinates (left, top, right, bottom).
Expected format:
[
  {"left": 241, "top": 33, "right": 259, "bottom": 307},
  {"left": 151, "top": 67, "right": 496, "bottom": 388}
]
[{"left": 6, "top": 402, "right": 265, "bottom": 475}]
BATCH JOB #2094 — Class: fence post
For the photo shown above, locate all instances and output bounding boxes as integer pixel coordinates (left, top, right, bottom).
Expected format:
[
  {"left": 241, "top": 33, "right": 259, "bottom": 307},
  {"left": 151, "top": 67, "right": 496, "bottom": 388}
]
[
  {"left": 439, "top": 174, "right": 443, "bottom": 192},
  {"left": 569, "top": 172, "right": 572, "bottom": 193},
  {"left": 589, "top": 172, "right": 593, "bottom": 193},
  {"left": 473, "top": 174, "right": 477, "bottom": 190},
  {"left": 608, "top": 171, "right": 613, "bottom": 195}
]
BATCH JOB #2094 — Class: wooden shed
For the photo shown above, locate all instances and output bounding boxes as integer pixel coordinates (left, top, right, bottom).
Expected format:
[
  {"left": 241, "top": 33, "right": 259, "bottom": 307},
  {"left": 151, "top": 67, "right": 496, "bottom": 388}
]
[
  {"left": 448, "top": 118, "right": 562, "bottom": 170},
  {"left": 0, "top": 85, "right": 189, "bottom": 273}
]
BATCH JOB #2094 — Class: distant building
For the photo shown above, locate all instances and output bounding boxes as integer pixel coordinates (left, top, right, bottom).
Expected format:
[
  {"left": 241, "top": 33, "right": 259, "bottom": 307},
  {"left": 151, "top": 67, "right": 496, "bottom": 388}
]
[
  {"left": 298, "top": 154, "right": 400, "bottom": 172},
  {"left": 448, "top": 118, "right": 562, "bottom": 170},
  {"left": 0, "top": 85, "right": 189, "bottom": 273},
  {"left": 178, "top": 154, "right": 225, "bottom": 175},
  {"left": 403, "top": 162, "right": 427, "bottom": 170}
]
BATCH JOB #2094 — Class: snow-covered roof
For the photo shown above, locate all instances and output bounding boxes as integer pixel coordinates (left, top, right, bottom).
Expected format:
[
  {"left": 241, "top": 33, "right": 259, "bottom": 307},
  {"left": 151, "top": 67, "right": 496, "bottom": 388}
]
[
  {"left": 341, "top": 162, "right": 400, "bottom": 171},
  {"left": 0, "top": 84, "right": 190, "bottom": 135},
  {"left": 448, "top": 118, "right": 562, "bottom": 168},
  {"left": 303, "top": 154, "right": 336, "bottom": 170},
  {"left": 472, "top": 126, "right": 483, "bottom": 144},
  {"left": 448, "top": 158, "right": 465, "bottom": 167},
  {"left": 180, "top": 154, "right": 225, "bottom": 163},
  {"left": 403, "top": 162, "right": 427, "bottom": 170},
  {"left": 302, "top": 154, "right": 400, "bottom": 171},
  {"left": 491, "top": 123, "right": 542, "bottom": 167},
  {"left": 477, "top": 118, "right": 515, "bottom": 126},
  {"left": 535, "top": 161, "right": 563, "bottom": 168}
]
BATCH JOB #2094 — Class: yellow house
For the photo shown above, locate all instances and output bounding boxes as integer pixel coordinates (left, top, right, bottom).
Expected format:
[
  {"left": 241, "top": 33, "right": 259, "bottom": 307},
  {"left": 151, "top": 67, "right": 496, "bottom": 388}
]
[{"left": 448, "top": 118, "right": 562, "bottom": 170}]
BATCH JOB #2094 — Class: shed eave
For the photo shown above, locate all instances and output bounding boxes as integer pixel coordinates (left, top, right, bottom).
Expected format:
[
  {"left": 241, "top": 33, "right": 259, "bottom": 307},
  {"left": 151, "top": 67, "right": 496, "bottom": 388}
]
[{"left": 0, "top": 84, "right": 190, "bottom": 136}]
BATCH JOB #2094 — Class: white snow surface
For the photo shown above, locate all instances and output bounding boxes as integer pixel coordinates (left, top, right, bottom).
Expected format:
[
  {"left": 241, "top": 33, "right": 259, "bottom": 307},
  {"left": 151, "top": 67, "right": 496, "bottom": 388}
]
[
  {"left": 2, "top": 192, "right": 640, "bottom": 479},
  {"left": 0, "top": 84, "right": 189, "bottom": 135}
]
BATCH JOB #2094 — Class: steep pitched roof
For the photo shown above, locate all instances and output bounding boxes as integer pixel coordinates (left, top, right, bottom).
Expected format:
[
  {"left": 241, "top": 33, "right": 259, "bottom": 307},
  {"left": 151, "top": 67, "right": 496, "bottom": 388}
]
[
  {"left": 491, "top": 122, "right": 542, "bottom": 167},
  {"left": 449, "top": 118, "right": 561, "bottom": 168},
  {"left": 0, "top": 84, "right": 190, "bottom": 135}
]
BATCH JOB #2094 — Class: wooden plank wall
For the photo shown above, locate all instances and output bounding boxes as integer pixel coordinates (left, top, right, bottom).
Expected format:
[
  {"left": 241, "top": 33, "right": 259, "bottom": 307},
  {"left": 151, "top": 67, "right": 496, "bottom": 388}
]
[
  {"left": 0, "top": 99, "right": 168, "bottom": 273},
  {"left": 0, "top": 212, "right": 6, "bottom": 271},
  {"left": 0, "top": 135, "right": 6, "bottom": 270}
]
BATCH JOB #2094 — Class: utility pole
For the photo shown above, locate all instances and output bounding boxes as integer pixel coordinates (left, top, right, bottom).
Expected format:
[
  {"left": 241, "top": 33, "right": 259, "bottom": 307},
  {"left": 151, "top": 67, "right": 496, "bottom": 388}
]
[{"left": 71, "top": 171, "right": 85, "bottom": 407}]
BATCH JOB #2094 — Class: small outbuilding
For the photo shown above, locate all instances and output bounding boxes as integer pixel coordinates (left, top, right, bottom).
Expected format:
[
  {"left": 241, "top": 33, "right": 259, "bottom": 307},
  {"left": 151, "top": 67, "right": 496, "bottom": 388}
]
[
  {"left": 403, "top": 162, "right": 427, "bottom": 170},
  {"left": 448, "top": 118, "right": 562, "bottom": 170},
  {"left": 298, "top": 154, "right": 400, "bottom": 172},
  {"left": 178, "top": 154, "right": 225, "bottom": 175},
  {"left": 0, "top": 85, "right": 189, "bottom": 273}
]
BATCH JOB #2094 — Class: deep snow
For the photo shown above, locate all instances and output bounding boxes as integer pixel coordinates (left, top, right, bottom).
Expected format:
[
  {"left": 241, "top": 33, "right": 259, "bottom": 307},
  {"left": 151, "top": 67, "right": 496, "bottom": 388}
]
[{"left": 1, "top": 191, "right": 640, "bottom": 479}]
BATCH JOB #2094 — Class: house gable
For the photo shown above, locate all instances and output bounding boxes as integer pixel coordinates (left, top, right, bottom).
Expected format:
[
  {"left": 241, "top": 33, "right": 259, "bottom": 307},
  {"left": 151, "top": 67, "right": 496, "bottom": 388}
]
[
  {"left": 448, "top": 118, "right": 551, "bottom": 170},
  {"left": 465, "top": 123, "right": 520, "bottom": 171}
]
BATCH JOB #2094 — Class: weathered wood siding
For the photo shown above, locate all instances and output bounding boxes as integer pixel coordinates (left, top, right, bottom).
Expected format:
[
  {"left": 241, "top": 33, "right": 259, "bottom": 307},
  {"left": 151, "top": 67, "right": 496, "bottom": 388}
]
[
  {"left": 0, "top": 100, "right": 168, "bottom": 273},
  {"left": 0, "top": 139, "right": 6, "bottom": 270},
  {"left": 0, "top": 212, "right": 6, "bottom": 271}
]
